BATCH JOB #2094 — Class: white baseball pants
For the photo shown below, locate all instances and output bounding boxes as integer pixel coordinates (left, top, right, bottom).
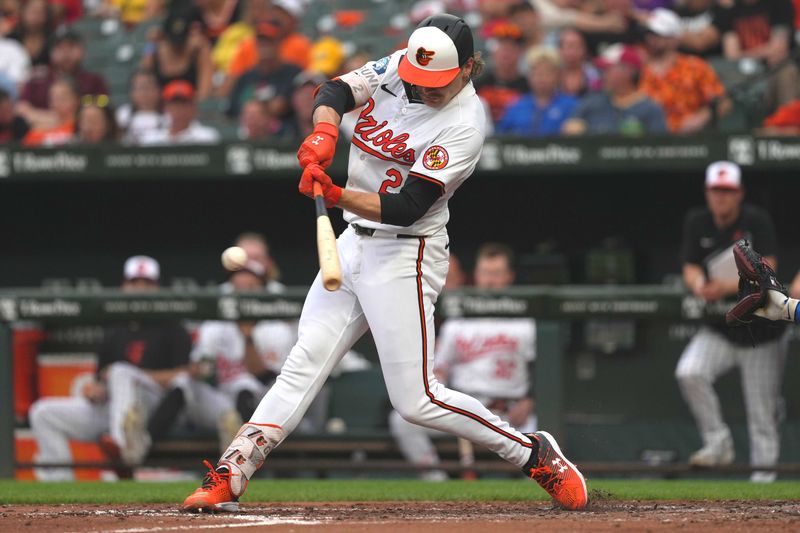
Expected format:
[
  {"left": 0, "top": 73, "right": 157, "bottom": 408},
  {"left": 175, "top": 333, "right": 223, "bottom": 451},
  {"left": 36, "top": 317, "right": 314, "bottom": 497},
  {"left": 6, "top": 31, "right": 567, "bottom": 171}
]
[
  {"left": 29, "top": 362, "right": 173, "bottom": 481},
  {"left": 390, "top": 406, "right": 537, "bottom": 468},
  {"left": 249, "top": 227, "right": 535, "bottom": 468},
  {"left": 675, "top": 327, "right": 788, "bottom": 467}
]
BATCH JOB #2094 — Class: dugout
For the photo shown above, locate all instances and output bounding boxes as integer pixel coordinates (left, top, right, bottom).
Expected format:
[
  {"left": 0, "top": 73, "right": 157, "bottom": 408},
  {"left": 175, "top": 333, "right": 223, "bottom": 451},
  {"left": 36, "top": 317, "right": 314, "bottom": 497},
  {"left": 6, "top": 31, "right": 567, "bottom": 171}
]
[{"left": 1, "top": 134, "right": 799, "bottom": 478}]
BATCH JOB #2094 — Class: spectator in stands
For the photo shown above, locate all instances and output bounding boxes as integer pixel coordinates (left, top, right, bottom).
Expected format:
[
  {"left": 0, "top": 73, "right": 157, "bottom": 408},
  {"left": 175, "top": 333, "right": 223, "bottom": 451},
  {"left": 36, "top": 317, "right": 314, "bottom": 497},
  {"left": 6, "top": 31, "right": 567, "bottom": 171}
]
[
  {"left": 674, "top": 0, "right": 724, "bottom": 57},
  {"left": 761, "top": 99, "right": 800, "bottom": 135},
  {"left": 639, "top": 8, "right": 728, "bottom": 133},
  {"left": 21, "top": 76, "right": 78, "bottom": 146},
  {"left": 390, "top": 243, "right": 536, "bottom": 481},
  {"left": 474, "top": 23, "right": 528, "bottom": 125},
  {"left": 580, "top": 0, "right": 643, "bottom": 55},
  {"left": 212, "top": 0, "right": 270, "bottom": 74},
  {"left": 103, "top": 0, "right": 161, "bottom": 28},
  {"left": 116, "top": 69, "right": 165, "bottom": 144},
  {"left": 286, "top": 70, "right": 326, "bottom": 139},
  {"left": 19, "top": 27, "right": 108, "bottom": 110},
  {"left": 0, "top": 0, "right": 20, "bottom": 36},
  {"left": 718, "top": 0, "right": 798, "bottom": 112},
  {"left": 226, "top": 21, "right": 299, "bottom": 121},
  {"left": 49, "top": 0, "right": 82, "bottom": 25},
  {"left": 28, "top": 256, "right": 192, "bottom": 480},
  {"left": 563, "top": 44, "right": 666, "bottom": 136},
  {"left": 530, "top": 0, "right": 631, "bottom": 51},
  {"left": 634, "top": 0, "right": 675, "bottom": 11},
  {"left": 496, "top": 47, "right": 577, "bottom": 137},
  {"left": 9, "top": 0, "right": 53, "bottom": 68},
  {"left": 0, "top": 30, "right": 31, "bottom": 87},
  {"left": 508, "top": 2, "right": 545, "bottom": 50},
  {"left": 309, "top": 36, "right": 344, "bottom": 78},
  {"left": 0, "top": 88, "right": 29, "bottom": 143},
  {"left": 191, "top": 0, "right": 242, "bottom": 44},
  {"left": 139, "top": 80, "right": 219, "bottom": 145},
  {"left": 74, "top": 94, "right": 118, "bottom": 144},
  {"left": 140, "top": 13, "right": 213, "bottom": 101},
  {"left": 238, "top": 98, "right": 272, "bottom": 139},
  {"left": 558, "top": 27, "right": 601, "bottom": 97},
  {"left": 225, "top": 0, "right": 310, "bottom": 83}
]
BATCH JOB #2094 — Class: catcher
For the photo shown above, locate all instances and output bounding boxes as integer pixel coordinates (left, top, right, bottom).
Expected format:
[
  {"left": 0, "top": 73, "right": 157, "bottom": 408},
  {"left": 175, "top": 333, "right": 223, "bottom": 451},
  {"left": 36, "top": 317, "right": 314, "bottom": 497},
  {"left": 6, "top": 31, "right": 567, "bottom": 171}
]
[{"left": 727, "top": 240, "right": 799, "bottom": 325}]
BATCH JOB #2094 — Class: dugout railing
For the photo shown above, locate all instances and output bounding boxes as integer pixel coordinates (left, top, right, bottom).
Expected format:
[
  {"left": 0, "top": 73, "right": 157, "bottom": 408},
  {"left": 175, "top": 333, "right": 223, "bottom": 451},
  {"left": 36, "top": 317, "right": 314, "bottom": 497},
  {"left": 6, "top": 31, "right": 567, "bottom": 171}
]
[{"left": 1, "top": 286, "right": 798, "bottom": 479}]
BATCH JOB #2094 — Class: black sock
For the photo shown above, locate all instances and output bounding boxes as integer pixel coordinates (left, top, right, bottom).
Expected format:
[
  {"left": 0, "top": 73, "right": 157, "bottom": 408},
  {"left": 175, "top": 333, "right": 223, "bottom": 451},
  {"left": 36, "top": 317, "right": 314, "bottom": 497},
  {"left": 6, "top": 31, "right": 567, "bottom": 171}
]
[
  {"left": 147, "top": 387, "right": 185, "bottom": 441},
  {"left": 236, "top": 390, "right": 257, "bottom": 421},
  {"left": 521, "top": 434, "right": 540, "bottom": 472}
]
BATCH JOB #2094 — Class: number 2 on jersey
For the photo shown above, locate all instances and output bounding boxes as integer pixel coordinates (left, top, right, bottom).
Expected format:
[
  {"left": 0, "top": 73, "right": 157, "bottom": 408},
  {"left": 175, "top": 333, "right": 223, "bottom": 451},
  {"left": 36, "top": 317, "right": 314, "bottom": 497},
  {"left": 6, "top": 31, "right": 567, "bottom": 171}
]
[{"left": 379, "top": 168, "right": 403, "bottom": 194}]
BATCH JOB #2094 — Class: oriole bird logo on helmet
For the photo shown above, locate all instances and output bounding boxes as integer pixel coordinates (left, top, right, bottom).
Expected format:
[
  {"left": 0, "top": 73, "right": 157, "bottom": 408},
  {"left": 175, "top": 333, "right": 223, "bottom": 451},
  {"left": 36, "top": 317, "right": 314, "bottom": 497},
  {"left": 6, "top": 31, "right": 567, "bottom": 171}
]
[{"left": 416, "top": 47, "right": 436, "bottom": 66}]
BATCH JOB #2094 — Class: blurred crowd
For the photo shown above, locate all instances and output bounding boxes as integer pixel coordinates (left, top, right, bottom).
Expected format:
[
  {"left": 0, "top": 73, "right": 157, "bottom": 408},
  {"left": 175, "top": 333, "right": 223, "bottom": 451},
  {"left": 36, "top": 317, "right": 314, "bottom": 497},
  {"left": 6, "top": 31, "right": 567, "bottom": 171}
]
[{"left": 1, "top": 0, "right": 800, "bottom": 147}]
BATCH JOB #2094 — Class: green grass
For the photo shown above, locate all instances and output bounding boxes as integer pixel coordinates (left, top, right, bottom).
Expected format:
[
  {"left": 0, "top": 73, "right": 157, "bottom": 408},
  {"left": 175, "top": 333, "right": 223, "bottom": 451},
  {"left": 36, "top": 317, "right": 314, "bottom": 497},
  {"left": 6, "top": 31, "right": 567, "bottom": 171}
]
[{"left": 1, "top": 479, "right": 799, "bottom": 505}]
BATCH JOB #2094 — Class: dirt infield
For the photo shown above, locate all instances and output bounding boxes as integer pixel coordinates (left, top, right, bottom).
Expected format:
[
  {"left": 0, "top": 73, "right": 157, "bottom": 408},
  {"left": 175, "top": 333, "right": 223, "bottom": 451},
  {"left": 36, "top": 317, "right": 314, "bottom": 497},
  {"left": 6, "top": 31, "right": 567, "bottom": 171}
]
[{"left": 2, "top": 500, "right": 799, "bottom": 532}]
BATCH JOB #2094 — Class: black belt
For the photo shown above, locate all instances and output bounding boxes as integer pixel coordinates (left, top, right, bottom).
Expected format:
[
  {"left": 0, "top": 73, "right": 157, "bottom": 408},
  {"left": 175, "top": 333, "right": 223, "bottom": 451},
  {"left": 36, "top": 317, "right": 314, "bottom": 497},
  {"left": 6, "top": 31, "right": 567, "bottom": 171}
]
[{"left": 351, "top": 224, "right": 423, "bottom": 239}]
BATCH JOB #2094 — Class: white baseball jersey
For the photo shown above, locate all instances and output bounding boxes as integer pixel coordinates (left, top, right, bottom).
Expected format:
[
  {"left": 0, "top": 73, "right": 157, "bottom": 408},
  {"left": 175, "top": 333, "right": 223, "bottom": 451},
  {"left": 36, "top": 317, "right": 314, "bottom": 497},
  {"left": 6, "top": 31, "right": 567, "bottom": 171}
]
[
  {"left": 338, "top": 50, "right": 487, "bottom": 236},
  {"left": 436, "top": 318, "right": 536, "bottom": 399},
  {"left": 191, "top": 321, "right": 295, "bottom": 384}
]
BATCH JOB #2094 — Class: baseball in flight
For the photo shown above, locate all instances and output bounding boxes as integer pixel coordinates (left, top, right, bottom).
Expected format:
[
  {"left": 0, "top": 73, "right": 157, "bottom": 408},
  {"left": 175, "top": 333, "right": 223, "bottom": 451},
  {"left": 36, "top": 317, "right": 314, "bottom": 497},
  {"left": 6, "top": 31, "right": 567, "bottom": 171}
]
[{"left": 221, "top": 246, "right": 248, "bottom": 271}]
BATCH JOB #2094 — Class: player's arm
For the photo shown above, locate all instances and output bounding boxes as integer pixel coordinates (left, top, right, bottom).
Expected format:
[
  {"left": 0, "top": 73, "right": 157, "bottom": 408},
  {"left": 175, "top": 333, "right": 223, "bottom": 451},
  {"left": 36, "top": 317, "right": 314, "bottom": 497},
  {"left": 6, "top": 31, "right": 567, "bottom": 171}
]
[{"left": 298, "top": 54, "right": 394, "bottom": 169}]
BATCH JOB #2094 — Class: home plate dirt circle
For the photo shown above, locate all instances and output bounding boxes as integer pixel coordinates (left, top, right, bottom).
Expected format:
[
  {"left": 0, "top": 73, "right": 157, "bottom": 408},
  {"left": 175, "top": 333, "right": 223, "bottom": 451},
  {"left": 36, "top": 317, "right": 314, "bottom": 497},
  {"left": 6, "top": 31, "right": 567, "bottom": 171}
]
[{"left": 2, "top": 501, "right": 799, "bottom": 532}]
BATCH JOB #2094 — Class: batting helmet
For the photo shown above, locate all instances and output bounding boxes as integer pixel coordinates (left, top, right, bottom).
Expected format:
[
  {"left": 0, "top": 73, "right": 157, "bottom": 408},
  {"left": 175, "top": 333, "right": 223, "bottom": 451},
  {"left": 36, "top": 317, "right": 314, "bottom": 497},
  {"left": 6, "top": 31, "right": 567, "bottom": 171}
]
[{"left": 398, "top": 13, "right": 474, "bottom": 88}]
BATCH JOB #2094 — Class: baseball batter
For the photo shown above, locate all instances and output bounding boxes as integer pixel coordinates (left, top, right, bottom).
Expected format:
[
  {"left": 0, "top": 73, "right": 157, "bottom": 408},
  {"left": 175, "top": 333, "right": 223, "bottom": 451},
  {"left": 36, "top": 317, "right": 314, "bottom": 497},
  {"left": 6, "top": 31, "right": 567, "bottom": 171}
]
[
  {"left": 183, "top": 14, "right": 587, "bottom": 512},
  {"left": 390, "top": 244, "right": 537, "bottom": 479}
]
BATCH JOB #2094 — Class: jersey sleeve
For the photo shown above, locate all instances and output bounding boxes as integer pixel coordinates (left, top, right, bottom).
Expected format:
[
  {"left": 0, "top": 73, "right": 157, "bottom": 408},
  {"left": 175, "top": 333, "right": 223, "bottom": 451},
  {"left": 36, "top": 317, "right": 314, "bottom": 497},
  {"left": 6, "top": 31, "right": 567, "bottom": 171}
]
[
  {"left": 254, "top": 321, "right": 295, "bottom": 372},
  {"left": 338, "top": 50, "right": 403, "bottom": 108},
  {"left": 407, "top": 125, "right": 484, "bottom": 196}
]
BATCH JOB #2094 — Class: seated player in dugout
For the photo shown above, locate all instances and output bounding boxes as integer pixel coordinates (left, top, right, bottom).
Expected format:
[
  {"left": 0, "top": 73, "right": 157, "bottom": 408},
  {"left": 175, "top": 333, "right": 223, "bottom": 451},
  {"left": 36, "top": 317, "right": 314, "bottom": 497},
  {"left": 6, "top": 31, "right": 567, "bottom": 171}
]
[
  {"left": 182, "top": 13, "right": 588, "bottom": 512},
  {"left": 146, "top": 250, "right": 295, "bottom": 454},
  {"left": 28, "top": 256, "right": 192, "bottom": 479},
  {"left": 390, "top": 243, "right": 536, "bottom": 481}
]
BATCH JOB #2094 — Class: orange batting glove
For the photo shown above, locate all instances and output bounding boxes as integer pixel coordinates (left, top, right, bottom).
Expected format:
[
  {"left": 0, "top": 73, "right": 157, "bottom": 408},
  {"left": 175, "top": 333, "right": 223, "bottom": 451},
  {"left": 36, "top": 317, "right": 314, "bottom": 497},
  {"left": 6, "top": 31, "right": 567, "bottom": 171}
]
[
  {"left": 297, "top": 122, "right": 339, "bottom": 169},
  {"left": 299, "top": 164, "right": 342, "bottom": 208}
]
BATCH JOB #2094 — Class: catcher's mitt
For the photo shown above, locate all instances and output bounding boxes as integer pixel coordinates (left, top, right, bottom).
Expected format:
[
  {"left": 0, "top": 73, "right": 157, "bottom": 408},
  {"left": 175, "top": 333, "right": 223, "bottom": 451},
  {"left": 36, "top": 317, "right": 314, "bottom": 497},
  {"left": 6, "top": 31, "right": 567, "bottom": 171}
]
[{"left": 726, "top": 239, "right": 792, "bottom": 325}]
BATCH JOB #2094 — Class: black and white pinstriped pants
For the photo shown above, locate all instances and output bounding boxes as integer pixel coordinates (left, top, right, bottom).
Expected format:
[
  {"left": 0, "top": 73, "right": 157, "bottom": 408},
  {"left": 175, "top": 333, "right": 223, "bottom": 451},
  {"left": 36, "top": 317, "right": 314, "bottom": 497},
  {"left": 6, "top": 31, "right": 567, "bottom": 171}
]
[{"left": 675, "top": 327, "right": 788, "bottom": 467}]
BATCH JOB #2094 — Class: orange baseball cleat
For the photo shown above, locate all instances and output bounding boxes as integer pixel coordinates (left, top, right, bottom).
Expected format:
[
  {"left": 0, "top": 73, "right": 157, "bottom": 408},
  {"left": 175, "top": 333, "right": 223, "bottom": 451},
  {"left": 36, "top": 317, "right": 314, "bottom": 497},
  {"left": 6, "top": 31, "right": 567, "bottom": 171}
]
[
  {"left": 182, "top": 460, "right": 241, "bottom": 513},
  {"left": 524, "top": 431, "right": 588, "bottom": 510}
]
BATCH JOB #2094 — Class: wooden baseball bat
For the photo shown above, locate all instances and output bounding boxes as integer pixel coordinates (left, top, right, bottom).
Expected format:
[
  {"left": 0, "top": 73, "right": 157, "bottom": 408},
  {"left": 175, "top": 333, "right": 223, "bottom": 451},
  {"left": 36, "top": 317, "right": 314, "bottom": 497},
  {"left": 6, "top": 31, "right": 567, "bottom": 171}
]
[{"left": 313, "top": 181, "right": 342, "bottom": 291}]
